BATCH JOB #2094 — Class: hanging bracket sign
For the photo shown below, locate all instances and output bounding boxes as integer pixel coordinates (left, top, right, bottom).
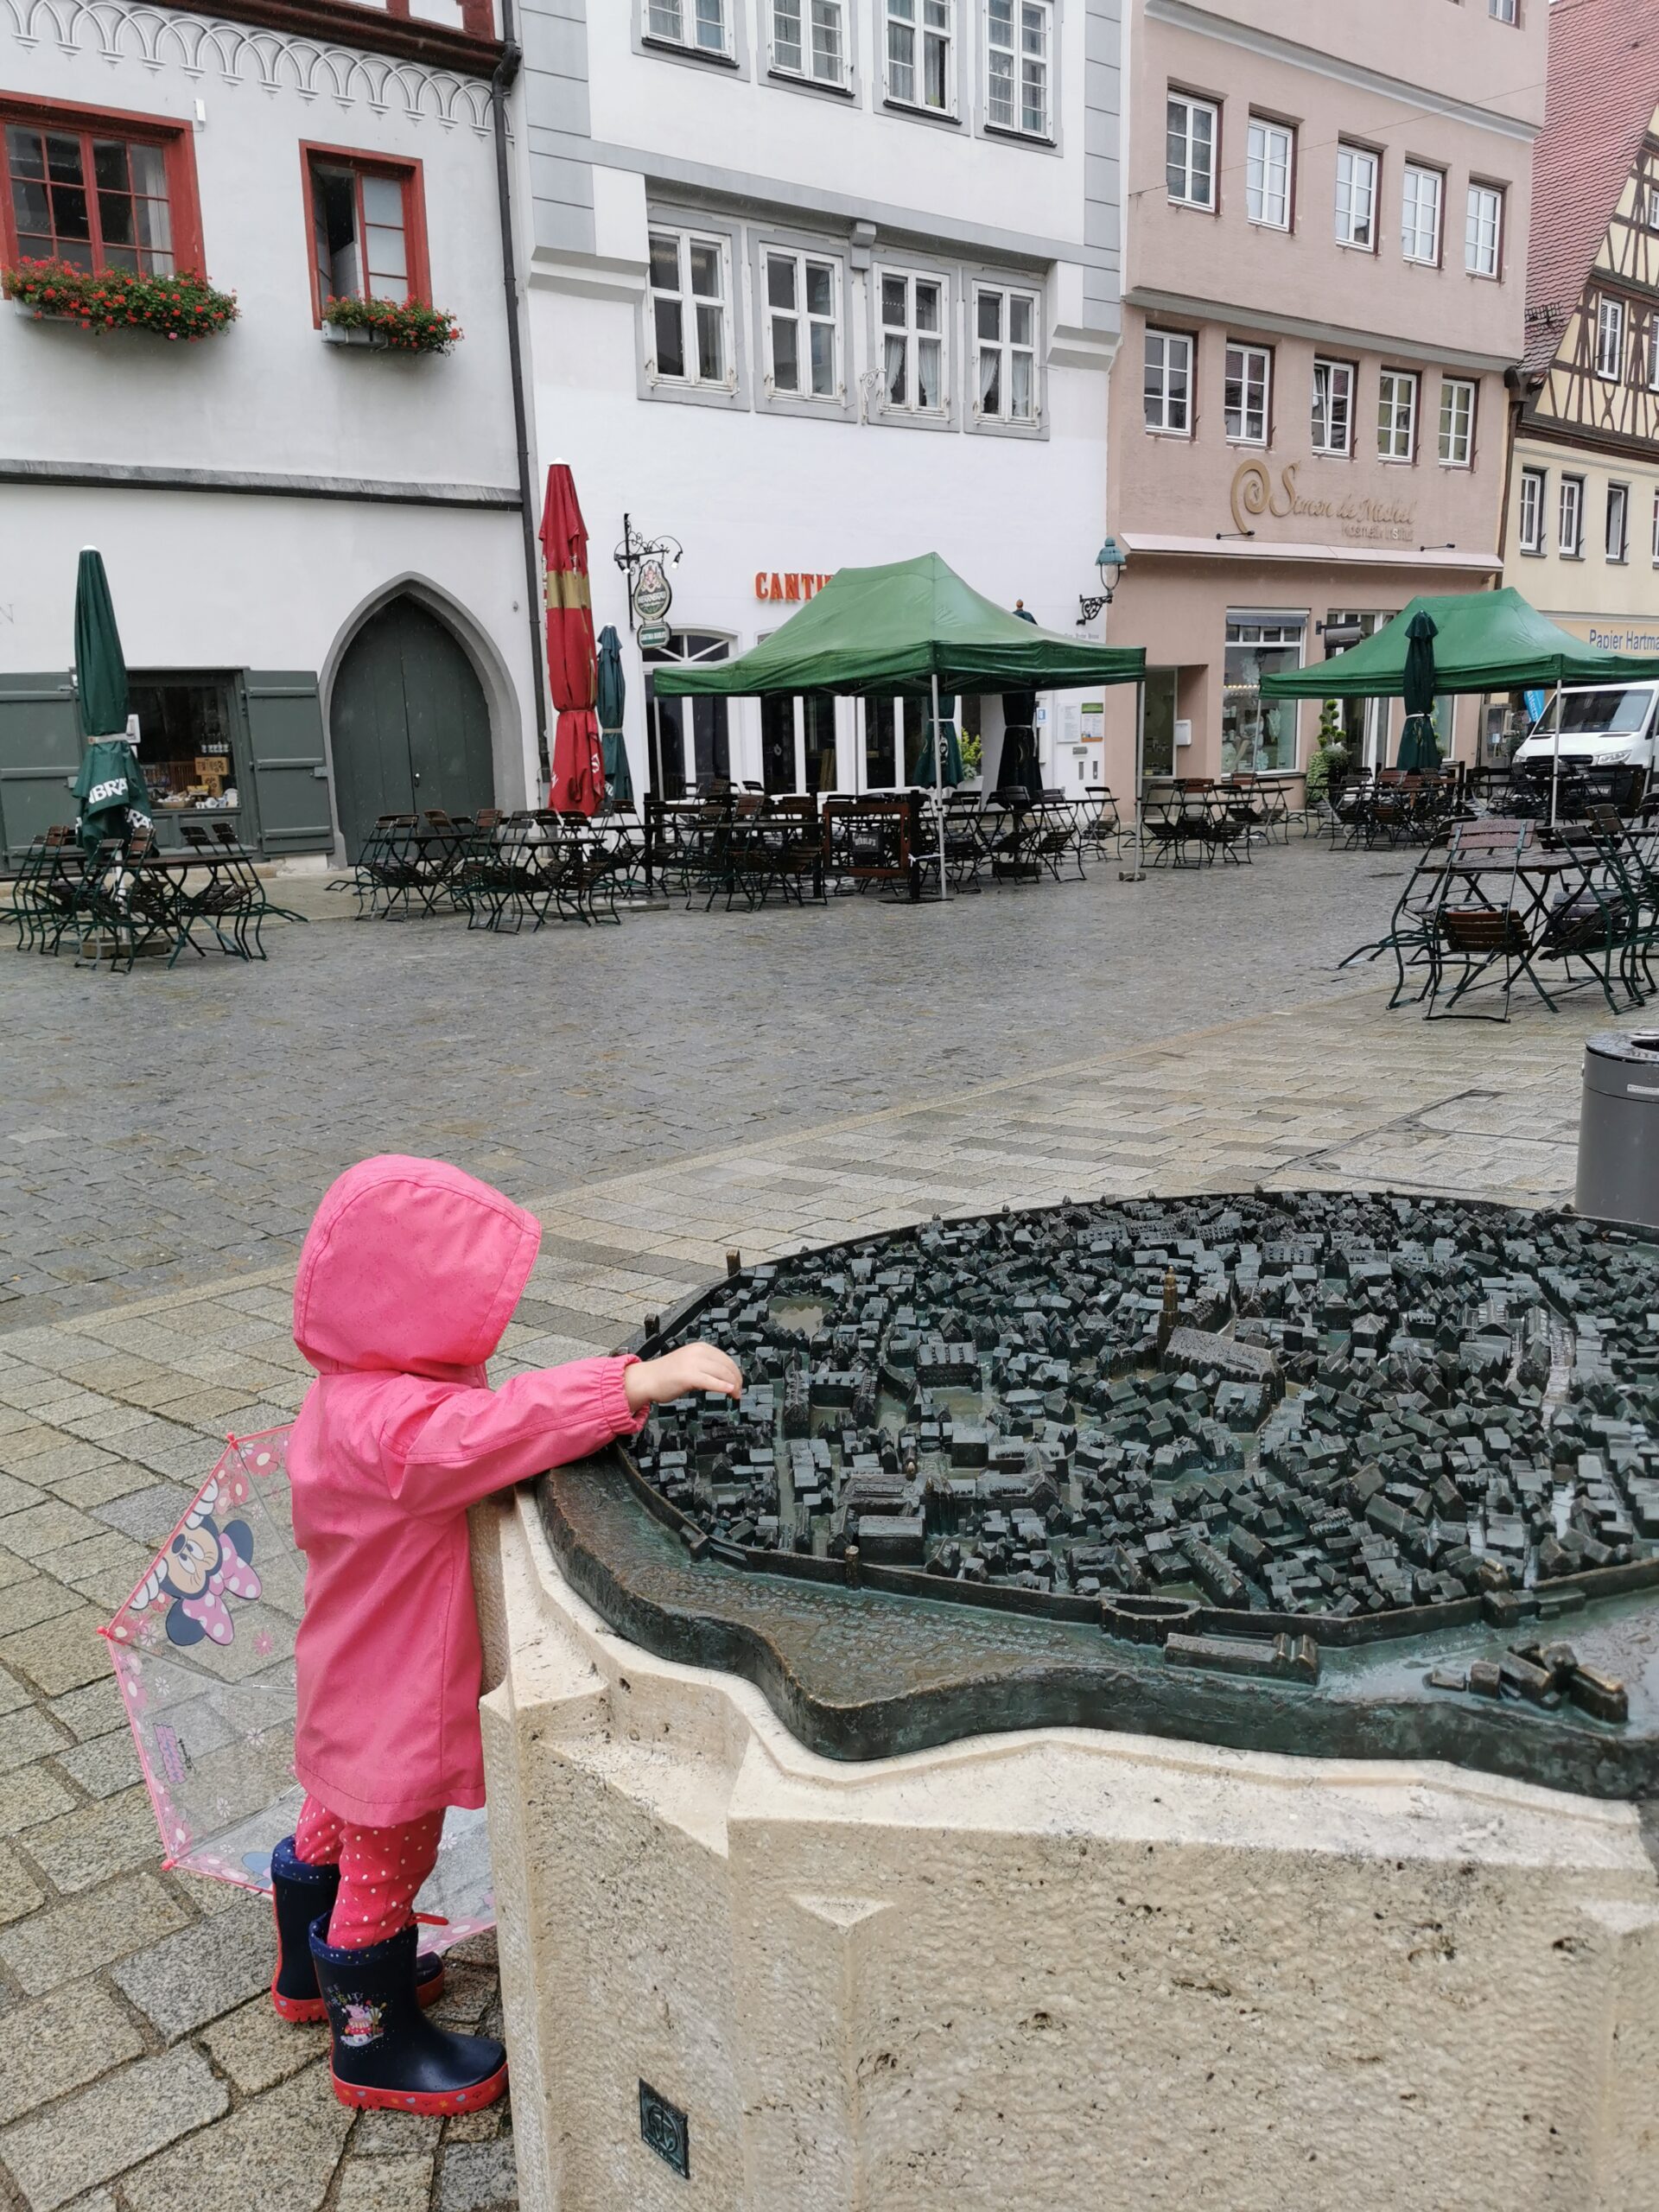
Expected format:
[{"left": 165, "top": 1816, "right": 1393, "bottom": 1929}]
[
  {"left": 638, "top": 621, "right": 671, "bottom": 652},
  {"left": 632, "top": 556, "right": 673, "bottom": 632}
]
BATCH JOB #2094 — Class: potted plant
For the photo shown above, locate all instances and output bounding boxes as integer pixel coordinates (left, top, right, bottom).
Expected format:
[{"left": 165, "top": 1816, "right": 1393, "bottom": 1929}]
[
  {"left": 3, "top": 259, "right": 238, "bottom": 340},
  {"left": 320, "top": 295, "right": 462, "bottom": 354},
  {"left": 1304, "top": 700, "right": 1351, "bottom": 806}
]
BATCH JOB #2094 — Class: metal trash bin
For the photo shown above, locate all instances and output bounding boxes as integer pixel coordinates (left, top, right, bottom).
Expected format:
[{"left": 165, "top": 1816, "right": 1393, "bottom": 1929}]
[{"left": 1575, "top": 1031, "right": 1659, "bottom": 1229}]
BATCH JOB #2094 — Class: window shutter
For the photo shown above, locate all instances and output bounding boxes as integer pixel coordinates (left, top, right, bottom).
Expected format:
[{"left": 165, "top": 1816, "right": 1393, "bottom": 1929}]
[
  {"left": 239, "top": 671, "right": 334, "bottom": 855},
  {"left": 0, "top": 672, "right": 81, "bottom": 865}
]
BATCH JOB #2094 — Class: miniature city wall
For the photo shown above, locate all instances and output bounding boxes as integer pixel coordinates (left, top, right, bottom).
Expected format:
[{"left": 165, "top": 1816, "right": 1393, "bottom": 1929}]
[{"left": 535, "top": 1191, "right": 1659, "bottom": 1798}]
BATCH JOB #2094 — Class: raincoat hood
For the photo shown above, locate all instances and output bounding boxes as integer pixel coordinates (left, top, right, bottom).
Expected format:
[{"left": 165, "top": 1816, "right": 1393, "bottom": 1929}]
[{"left": 293, "top": 1155, "right": 541, "bottom": 1382}]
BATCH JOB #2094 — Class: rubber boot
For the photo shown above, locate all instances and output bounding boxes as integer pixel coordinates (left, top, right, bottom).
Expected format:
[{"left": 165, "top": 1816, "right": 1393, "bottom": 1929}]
[
  {"left": 270, "top": 1838, "right": 444, "bottom": 2024},
  {"left": 310, "top": 1917, "right": 508, "bottom": 2114}
]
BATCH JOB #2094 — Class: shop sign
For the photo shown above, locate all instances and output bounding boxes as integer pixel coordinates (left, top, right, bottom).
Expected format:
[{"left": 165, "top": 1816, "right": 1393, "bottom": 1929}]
[
  {"left": 1230, "top": 461, "right": 1416, "bottom": 545},
  {"left": 638, "top": 621, "right": 671, "bottom": 651},
  {"left": 632, "top": 556, "right": 673, "bottom": 628},
  {"left": 755, "top": 571, "right": 834, "bottom": 602}
]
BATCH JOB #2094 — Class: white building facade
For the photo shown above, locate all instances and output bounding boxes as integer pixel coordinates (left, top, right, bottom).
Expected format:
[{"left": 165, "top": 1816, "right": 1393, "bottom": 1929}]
[
  {"left": 0, "top": 0, "right": 544, "bottom": 863},
  {"left": 520, "top": 0, "right": 1123, "bottom": 801}
]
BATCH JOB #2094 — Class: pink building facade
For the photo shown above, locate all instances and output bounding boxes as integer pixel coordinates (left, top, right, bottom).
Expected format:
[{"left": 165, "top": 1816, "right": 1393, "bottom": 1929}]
[{"left": 1103, "top": 0, "right": 1547, "bottom": 793}]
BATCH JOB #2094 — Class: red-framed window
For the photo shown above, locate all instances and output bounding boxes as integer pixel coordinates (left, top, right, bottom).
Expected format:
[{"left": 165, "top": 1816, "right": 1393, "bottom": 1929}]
[
  {"left": 0, "top": 94, "right": 204, "bottom": 275},
  {"left": 302, "top": 144, "right": 429, "bottom": 321}
]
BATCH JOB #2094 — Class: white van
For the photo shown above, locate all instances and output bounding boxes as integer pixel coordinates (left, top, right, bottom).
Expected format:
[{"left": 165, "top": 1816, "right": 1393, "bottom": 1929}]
[{"left": 1513, "top": 682, "right": 1659, "bottom": 783}]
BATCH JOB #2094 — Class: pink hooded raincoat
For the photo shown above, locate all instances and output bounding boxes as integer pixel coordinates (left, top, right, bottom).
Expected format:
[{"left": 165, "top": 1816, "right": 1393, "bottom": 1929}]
[{"left": 289, "top": 1155, "right": 643, "bottom": 1828}]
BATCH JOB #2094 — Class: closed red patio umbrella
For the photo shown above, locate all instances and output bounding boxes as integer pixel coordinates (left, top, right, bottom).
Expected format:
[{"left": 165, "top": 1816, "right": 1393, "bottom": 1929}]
[{"left": 539, "top": 462, "right": 604, "bottom": 815}]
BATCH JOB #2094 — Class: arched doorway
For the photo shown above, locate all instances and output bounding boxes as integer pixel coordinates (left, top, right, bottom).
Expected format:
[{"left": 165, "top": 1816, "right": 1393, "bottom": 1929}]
[{"left": 329, "top": 595, "right": 495, "bottom": 858}]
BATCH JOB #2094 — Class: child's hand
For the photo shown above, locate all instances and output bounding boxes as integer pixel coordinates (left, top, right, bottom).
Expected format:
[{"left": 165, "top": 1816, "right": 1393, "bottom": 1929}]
[{"left": 625, "top": 1342, "right": 743, "bottom": 1414}]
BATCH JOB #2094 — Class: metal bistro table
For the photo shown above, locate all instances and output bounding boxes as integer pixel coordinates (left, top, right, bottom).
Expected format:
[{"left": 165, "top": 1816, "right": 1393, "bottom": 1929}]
[
  {"left": 1423, "top": 842, "right": 1637, "bottom": 1020},
  {"left": 119, "top": 845, "right": 272, "bottom": 967}
]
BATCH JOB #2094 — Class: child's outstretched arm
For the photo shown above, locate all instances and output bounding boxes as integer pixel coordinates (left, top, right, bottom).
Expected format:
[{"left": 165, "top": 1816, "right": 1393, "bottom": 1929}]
[{"left": 381, "top": 1344, "right": 742, "bottom": 1516}]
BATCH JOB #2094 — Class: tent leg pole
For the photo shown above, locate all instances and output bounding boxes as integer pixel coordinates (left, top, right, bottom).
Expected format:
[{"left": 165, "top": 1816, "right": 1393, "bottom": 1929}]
[
  {"left": 932, "top": 672, "right": 948, "bottom": 903},
  {"left": 1122, "top": 677, "right": 1146, "bottom": 881}
]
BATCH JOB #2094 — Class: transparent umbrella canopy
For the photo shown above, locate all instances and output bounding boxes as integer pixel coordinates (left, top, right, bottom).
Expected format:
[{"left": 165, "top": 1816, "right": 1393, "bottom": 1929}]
[{"left": 102, "top": 1428, "right": 493, "bottom": 1953}]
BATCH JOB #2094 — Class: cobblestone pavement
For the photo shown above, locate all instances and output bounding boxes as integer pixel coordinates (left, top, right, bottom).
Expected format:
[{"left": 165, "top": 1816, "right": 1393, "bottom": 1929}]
[{"left": 0, "top": 840, "right": 1614, "bottom": 2212}]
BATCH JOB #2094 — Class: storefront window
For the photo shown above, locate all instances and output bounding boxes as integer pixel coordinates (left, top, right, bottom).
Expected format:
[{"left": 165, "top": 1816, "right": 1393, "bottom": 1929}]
[
  {"left": 863, "top": 696, "right": 925, "bottom": 788},
  {"left": 804, "top": 693, "right": 837, "bottom": 791},
  {"left": 1325, "top": 611, "right": 1394, "bottom": 768},
  {"left": 128, "top": 674, "right": 240, "bottom": 814},
  {"left": 760, "top": 694, "right": 797, "bottom": 793},
  {"left": 643, "top": 631, "right": 731, "bottom": 798},
  {"left": 1222, "top": 617, "right": 1303, "bottom": 773}
]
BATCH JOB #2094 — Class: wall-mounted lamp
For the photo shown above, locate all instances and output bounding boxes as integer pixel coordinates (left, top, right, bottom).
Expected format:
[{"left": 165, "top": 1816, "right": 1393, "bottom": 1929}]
[{"left": 1077, "top": 536, "right": 1128, "bottom": 624}]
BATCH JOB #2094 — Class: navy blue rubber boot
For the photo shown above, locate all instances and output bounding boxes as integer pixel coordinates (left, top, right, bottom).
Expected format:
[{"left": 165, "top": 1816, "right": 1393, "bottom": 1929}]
[
  {"left": 270, "top": 1838, "right": 443, "bottom": 2024},
  {"left": 309, "top": 1917, "right": 508, "bottom": 2114}
]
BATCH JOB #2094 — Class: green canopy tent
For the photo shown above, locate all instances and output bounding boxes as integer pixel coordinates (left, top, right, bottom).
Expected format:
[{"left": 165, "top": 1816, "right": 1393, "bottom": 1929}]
[
  {"left": 1260, "top": 588, "right": 1659, "bottom": 821},
  {"left": 653, "top": 553, "right": 1145, "bottom": 897}
]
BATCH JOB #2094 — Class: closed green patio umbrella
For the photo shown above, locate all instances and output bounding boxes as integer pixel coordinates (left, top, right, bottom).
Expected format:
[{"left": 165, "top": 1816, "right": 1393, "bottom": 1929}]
[
  {"left": 1396, "top": 610, "right": 1440, "bottom": 772},
  {"left": 70, "top": 548, "right": 149, "bottom": 853},
  {"left": 595, "top": 625, "right": 633, "bottom": 806},
  {"left": 915, "top": 694, "right": 963, "bottom": 789}
]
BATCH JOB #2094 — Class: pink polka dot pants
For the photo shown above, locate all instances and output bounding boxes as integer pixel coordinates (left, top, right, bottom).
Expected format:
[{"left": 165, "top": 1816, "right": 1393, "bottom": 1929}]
[{"left": 294, "top": 1794, "right": 444, "bottom": 1950}]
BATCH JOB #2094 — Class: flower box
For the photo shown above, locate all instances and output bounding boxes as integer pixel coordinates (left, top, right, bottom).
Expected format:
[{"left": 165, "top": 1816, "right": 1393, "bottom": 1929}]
[
  {"left": 3, "top": 260, "right": 238, "bottom": 340},
  {"left": 319, "top": 295, "right": 463, "bottom": 354}
]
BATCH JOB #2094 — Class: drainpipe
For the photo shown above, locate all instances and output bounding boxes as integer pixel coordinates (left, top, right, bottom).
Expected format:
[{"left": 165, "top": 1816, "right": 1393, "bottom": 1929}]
[{"left": 491, "top": 9, "right": 550, "bottom": 793}]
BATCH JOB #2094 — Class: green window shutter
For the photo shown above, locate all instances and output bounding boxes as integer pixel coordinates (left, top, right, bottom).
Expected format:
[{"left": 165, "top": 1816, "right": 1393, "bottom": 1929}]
[
  {"left": 240, "top": 671, "right": 334, "bottom": 856},
  {"left": 0, "top": 673, "right": 81, "bottom": 867}
]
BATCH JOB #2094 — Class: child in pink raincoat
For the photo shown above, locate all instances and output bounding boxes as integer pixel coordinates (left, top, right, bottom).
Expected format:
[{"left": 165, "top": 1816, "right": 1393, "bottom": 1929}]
[{"left": 265, "top": 1154, "right": 741, "bottom": 2115}]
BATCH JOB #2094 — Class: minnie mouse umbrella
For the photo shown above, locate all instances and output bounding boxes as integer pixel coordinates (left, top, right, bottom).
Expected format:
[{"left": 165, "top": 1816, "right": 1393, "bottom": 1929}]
[{"left": 101, "top": 1426, "right": 493, "bottom": 1954}]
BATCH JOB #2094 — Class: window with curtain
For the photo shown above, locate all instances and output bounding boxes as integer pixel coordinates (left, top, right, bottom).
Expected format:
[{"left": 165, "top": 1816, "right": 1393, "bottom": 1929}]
[
  {"left": 1517, "top": 467, "right": 1546, "bottom": 553},
  {"left": 645, "top": 0, "right": 730, "bottom": 54},
  {"left": 1376, "top": 369, "right": 1418, "bottom": 461},
  {"left": 1465, "top": 182, "right": 1503, "bottom": 277},
  {"left": 1401, "top": 163, "right": 1442, "bottom": 264},
  {"left": 986, "top": 0, "right": 1052, "bottom": 138},
  {"left": 1224, "top": 342, "right": 1270, "bottom": 445},
  {"left": 4, "top": 118, "right": 177, "bottom": 274},
  {"left": 880, "top": 269, "right": 946, "bottom": 412},
  {"left": 1438, "top": 377, "right": 1475, "bottom": 467},
  {"left": 885, "top": 0, "right": 952, "bottom": 111},
  {"left": 1335, "top": 144, "right": 1378, "bottom": 248},
  {"left": 771, "top": 0, "right": 845, "bottom": 85},
  {"left": 308, "top": 156, "right": 420, "bottom": 306},
  {"left": 975, "top": 283, "right": 1037, "bottom": 423}
]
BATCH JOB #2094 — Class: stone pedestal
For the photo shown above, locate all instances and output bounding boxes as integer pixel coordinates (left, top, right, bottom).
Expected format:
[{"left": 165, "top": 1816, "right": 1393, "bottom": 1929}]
[{"left": 474, "top": 1491, "right": 1659, "bottom": 2212}]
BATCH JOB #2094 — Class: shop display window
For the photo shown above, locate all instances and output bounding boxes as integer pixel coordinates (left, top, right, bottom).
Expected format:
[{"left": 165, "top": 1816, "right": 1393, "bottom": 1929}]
[
  {"left": 127, "top": 674, "right": 240, "bottom": 814},
  {"left": 1222, "top": 617, "right": 1303, "bottom": 774},
  {"left": 643, "top": 631, "right": 732, "bottom": 797}
]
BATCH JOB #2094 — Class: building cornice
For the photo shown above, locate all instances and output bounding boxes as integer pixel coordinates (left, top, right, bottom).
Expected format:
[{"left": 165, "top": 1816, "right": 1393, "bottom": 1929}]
[
  {"left": 1124, "top": 287, "right": 1518, "bottom": 378},
  {"left": 0, "top": 459, "right": 520, "bottom": 508},
  {"left": 1516, "top": 414, "right": 1659, "bottom": 472},
  {"left": 1117, "top": 531, "right": 1502, "bottom": 573},
  {"left": 0, "top": 0, "right": 502, "bottom": 92},
  {"left": 1144, "top": 0, "right": 1540, "bottom": 144}
]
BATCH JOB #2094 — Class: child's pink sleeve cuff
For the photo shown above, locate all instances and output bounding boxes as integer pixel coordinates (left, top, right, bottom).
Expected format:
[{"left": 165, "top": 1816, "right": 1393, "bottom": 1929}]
[{"left": 608, "top": 1353, "right": 649, "bottom": 1437}]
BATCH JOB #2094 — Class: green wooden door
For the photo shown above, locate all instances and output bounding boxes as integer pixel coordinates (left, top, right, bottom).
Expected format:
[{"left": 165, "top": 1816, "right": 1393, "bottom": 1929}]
[
  {"left": 0, "top": 672, "right": 81, "bottom": 867},
  {"left": 329, "top": 597, "right": 494, "bottom": 860}
]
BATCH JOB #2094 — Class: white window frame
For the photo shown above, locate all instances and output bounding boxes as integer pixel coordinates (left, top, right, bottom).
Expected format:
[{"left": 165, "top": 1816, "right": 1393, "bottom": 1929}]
[
  {"left": 769, "top": 0, "right": 848, "bottom": 86},
  {"left": 1606, "top": 482, "right": 1630, "bottom": 564},
  {"left": 1224, "top": 341, "right": 1270, "bottom": 446},
  {"left": 1335, "top": 143, "right": 1379, "bottom": 251},
  {"left": 645, "top": 0, "right": 733, "bottom": 59},
  {"left": 986, "top": 0, "right": 1052, "bottom": 140},
  {"left": 972, "top": 280, "right": 1040, "bottom": 429},
  {"left": 1596, "top": 295, "right": 1626, "bottom": 381},
  {"left": 645, "top": 225, "right": 736, "bottom": 393},
  {"left": 1517, "top": 466, "right": 1547, "bottom": 554},
  {"left": 1490, "top": 0, "right": 1518, "bottom": 22},
  {"left": 1246, "top": 117, "right": 1292, "bottom": 231},
  {"left": 1311, "top": 357, "right": 1354, "bottom": 457},
  {"left": 1166, "top": 92, "right": 1217, "bottom": 212},
  {"left": 1650, "top": 486, "right": 1659, "bottom": 566},
  {"left": 1560, "top": 474, "right": 1585, "bottom": 557},
  {"left": 1377, "top": 368, "right": 1419, "bottom": 462},
  {"left": 1144, "top": 327, "right": 1193, "bottom": 436},
  {"left": 877, "top": 264, "right": 950, "bottom": 417},
  {"left": 884, "top": 0, "right": 954, "bottom": 115},
  {"left": 1401, "top": 163, "right": 1443, "bottom": 266},
  {"left": 761, "top": 245, "right": 842, "bottom": 403},
  {"left": 1465, "top": 182, "right": 1503, "bottom": 278},
  {"left": 1438, "top": 377, "right": 1475, "bottom": 468}
]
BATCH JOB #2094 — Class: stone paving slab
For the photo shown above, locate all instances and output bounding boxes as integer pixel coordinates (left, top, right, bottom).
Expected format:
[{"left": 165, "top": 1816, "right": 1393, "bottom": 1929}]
[{"left": 0, "top": 846, "right": 1624, "bottom": 2212}]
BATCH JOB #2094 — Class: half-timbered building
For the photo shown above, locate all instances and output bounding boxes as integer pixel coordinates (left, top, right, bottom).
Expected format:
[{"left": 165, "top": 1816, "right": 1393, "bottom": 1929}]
[{"left": 1506, "top": 0, "right": 1659, "bottom": 671}]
